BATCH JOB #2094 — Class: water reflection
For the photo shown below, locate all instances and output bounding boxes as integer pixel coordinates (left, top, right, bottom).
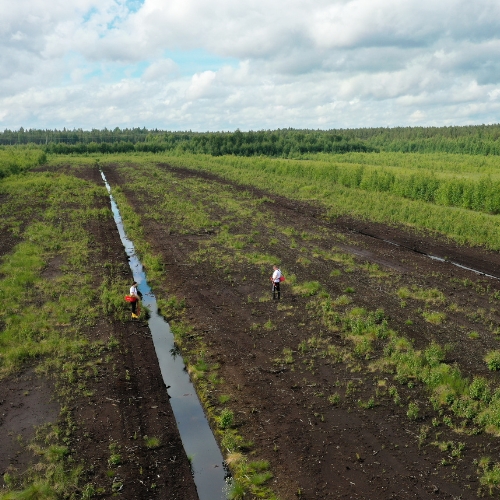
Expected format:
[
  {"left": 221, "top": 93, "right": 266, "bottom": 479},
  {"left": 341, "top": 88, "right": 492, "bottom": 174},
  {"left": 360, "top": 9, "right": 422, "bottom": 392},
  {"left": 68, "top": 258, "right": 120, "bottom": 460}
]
[{"left": 100, "top": 169, "right": 229, "bottom": 500}]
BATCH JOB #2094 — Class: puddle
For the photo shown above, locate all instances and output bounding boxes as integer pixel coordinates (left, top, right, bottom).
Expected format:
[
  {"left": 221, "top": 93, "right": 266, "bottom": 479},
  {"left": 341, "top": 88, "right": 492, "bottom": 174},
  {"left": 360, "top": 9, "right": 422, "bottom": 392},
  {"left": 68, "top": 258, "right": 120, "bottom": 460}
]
[{"left": 100, "top": 170, "right": 229, "bottom": 500}]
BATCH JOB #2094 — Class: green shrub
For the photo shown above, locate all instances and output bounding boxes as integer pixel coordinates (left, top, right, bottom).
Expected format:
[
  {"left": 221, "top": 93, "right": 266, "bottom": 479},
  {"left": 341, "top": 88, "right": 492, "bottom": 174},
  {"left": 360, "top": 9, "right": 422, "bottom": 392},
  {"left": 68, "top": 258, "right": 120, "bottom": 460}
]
[
  {"left": 485, "top": 351, "right": 500, "bottom": 371},
  {"left": 219, "top": 409, "right": 234, "bottom": 429},
  {"left": 0, "top": 146, "right": 46, "bottom": 179},
  {"left": 144, "top": 436, "right": 160, "bottom": 449},
  {"left": 422, "top": 310, "right": 446, "bottom": 324},
  {"left": 228, "top": 481, "right": 246, "bottom": 500},
  {"left": 407, "top": 402, "right": 419, "bottom": 420},
  {"left": 469, "top": 377, "right": 491, "bottom": 402},
  {"left": 328, "top": 393, "right": 340, "bottom": 405},
  {"left": 479, "top": 462, "right": 500, "bottom": 495}
]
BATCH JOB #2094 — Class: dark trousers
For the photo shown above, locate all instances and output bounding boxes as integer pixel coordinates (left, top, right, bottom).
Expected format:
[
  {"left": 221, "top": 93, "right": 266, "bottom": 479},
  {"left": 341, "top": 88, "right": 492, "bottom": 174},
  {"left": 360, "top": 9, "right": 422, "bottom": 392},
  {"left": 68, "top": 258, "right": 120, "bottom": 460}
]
[
  {"left": 131, "top": 291, "right": 142, "bottom": 313},
  {"left": 273, "top": 281, "right": 280, "bottom": 299}
]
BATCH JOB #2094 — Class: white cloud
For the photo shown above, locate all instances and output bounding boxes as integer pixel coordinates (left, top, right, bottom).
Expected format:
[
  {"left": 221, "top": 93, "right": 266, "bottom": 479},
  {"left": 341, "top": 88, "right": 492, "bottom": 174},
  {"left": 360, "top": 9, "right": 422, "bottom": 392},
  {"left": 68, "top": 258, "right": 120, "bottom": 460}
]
[
  {"left": 186, "top": 71, "right": 217, "bottom": 100},
  {"left": 1, "top": 0, "right": 500, "bottom": 130},
  {"left": 409, "top": 110, "right": 426, "bottom": 122},
  {"left": 142, "top": 59, "right": 177, "bottom": 81}
]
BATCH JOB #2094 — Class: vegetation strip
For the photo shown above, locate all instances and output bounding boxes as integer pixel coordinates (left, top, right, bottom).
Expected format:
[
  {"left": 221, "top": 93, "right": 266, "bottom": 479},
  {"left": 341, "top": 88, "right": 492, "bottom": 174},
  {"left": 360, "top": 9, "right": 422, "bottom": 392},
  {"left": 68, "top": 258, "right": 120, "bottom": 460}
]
[
  {"left": 7, "top": 124, "right": 500, "bottom": 156},
  {"left": 0, "top": 171, "right": 114, "bottom": 497}
]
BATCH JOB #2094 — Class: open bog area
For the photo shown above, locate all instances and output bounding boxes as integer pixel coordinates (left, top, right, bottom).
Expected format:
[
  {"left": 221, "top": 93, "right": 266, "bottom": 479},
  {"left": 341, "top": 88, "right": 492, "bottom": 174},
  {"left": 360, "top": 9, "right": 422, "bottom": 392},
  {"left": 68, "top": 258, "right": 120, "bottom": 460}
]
[{"left": 3, "top": 147, "right": 500, "bottom": 499}]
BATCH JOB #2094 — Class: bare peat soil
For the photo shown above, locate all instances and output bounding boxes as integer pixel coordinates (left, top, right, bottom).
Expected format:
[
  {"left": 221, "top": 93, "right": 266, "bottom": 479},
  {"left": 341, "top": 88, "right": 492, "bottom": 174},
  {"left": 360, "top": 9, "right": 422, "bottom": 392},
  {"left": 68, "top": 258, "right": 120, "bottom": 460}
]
[
  {"left": 63, "top": 165, "right": 197, "bottom": 499},
  {"left": 0, "top": 165, "right": 197, "bottom": 499},
  {"left": 0, "top": 190, "right": 58, "bottom": 485},
  {"left": 103, "top": 162, "right": 500, "bottom": 500}
]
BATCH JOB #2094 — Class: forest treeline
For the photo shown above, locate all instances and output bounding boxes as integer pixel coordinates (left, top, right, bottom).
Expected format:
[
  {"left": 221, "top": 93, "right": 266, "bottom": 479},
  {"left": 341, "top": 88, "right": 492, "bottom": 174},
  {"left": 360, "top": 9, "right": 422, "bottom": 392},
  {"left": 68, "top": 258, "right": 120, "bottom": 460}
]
[
  {"left": 2, "top": 124, "right": 500, "bottom": 156},
  {"left": 1, "top": 129, "right": 374, "bottom": 156}
]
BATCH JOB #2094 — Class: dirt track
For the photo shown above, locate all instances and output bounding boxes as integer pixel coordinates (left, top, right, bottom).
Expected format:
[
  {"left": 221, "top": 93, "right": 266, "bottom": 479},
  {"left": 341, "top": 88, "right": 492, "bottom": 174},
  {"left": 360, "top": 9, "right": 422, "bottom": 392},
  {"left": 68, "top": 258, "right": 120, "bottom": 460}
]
[{"left": 103, "top": 162, "right": 500, "bottom": 499}]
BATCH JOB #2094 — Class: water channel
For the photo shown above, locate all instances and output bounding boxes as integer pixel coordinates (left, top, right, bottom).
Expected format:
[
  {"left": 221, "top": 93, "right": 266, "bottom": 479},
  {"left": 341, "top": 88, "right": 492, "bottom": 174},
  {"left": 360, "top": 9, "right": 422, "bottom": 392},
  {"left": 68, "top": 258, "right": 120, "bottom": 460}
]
[
  {"left": 353, "top": 229, "right": 500, "bottom": 280},
  {"left": 100, "top": 170, "right": 229, "bottom": 499}
]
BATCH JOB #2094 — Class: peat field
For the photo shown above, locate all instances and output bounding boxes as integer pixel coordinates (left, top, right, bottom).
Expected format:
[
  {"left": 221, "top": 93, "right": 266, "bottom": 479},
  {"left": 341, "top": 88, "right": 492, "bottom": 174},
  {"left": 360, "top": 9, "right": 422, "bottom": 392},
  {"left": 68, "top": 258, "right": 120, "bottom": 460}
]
[{"left": 103, "top": 161, "right": 500, "bottom": 499}]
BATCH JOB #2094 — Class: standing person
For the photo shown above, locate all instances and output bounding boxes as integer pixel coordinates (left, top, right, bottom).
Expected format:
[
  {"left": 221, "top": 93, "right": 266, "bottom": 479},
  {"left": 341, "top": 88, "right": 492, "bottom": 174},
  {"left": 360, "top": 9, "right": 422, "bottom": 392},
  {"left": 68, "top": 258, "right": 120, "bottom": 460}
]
[
  {"left": 129, "top": 281, "right": 142, "bottom": 318},
  {"left": 270, "top": 265, "right": 282, "bottom": 300}
]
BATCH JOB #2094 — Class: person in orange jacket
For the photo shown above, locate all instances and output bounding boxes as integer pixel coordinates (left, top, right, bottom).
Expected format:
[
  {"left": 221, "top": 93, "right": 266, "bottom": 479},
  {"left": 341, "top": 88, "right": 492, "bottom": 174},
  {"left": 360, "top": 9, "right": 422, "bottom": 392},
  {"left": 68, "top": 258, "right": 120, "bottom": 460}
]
[{"left": 129, "top": 281, "right": 142, "bottom": 318}]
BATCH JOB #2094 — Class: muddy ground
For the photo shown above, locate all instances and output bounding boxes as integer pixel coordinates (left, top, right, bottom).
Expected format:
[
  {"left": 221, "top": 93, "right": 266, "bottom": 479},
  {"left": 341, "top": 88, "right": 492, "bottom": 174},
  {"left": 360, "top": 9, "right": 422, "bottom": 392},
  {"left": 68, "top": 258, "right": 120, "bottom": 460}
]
[
  {"left": 0, "top": 165, "right": 197, "bottom": 499},
  {"left": 4, "top": 159, "right": 500, "bottom": 500},
  {"left": 66, "top": 179, "right": 198, "bottom": 500},
  {"left": 102, "top": 162, "right": 500, "bottom": 500}
]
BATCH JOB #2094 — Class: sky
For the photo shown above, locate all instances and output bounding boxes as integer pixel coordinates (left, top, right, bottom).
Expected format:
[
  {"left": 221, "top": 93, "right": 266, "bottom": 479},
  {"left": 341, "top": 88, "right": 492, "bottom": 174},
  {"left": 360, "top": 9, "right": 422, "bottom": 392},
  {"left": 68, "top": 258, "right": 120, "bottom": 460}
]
[{"left": 2, "top": 0, "right": 500, "bottom": 131}]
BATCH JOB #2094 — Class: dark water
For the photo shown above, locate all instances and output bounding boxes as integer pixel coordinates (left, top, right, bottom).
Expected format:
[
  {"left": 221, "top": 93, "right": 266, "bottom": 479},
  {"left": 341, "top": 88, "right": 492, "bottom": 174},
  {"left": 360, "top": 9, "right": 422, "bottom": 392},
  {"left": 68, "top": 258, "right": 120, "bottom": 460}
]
[{"left": 100, "top": 170, "right": 229, "bottom": 499}]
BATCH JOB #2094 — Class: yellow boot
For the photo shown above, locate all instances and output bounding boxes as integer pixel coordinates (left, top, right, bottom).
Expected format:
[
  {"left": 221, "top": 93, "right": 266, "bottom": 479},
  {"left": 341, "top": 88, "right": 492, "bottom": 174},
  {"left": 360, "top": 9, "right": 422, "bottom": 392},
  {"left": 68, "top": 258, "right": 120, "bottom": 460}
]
[{"left": 131, "top": 313, "right": 138, "bottom": 319}]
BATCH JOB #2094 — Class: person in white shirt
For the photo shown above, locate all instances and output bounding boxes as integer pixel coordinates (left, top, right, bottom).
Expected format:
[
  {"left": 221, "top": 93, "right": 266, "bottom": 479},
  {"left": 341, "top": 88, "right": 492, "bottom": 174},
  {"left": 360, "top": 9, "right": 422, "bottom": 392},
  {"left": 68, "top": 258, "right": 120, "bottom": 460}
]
[
  {"left": 270, "top": 265, "right": 282, "bottom": 300},
  {"left": 129, "top": 281, "right": 142, "bottom": 318}
]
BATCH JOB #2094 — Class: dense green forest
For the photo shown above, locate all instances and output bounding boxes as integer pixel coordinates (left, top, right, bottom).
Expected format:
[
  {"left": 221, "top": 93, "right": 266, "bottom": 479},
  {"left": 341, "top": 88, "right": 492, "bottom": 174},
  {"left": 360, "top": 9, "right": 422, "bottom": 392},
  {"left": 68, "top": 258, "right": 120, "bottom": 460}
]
[
  {"left": 1, "top": 129, "right": 374, "bottom": 156},
  {"left": 2, "top": 124, "right": 500, "bottom": 156}
]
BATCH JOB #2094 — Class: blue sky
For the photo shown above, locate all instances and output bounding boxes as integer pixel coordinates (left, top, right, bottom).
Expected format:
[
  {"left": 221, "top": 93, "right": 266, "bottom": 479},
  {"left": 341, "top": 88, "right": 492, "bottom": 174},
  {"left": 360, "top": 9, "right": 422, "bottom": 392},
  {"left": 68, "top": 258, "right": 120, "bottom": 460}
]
[{"left": 1, "top": 0, "right": 500, "bottom": 131}]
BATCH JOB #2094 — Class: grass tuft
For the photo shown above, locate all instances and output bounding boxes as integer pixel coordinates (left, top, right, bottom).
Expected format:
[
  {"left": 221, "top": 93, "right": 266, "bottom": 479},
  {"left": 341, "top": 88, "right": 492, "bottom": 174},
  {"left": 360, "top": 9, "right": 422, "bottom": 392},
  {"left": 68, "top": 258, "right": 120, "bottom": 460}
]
[{"left": 144, "top": 436, "right": 161, "bottom": 449}]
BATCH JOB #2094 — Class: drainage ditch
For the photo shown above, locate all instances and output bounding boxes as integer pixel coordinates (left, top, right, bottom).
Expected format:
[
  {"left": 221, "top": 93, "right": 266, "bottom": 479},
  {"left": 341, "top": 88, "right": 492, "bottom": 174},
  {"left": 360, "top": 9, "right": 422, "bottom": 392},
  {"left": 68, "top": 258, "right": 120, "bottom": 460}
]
[
  {"left": 353, "top": 229, "right": 500, "bottom": 280},
  {"left": 101, "top": 170, "right": 229, "bottom": 500}
]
